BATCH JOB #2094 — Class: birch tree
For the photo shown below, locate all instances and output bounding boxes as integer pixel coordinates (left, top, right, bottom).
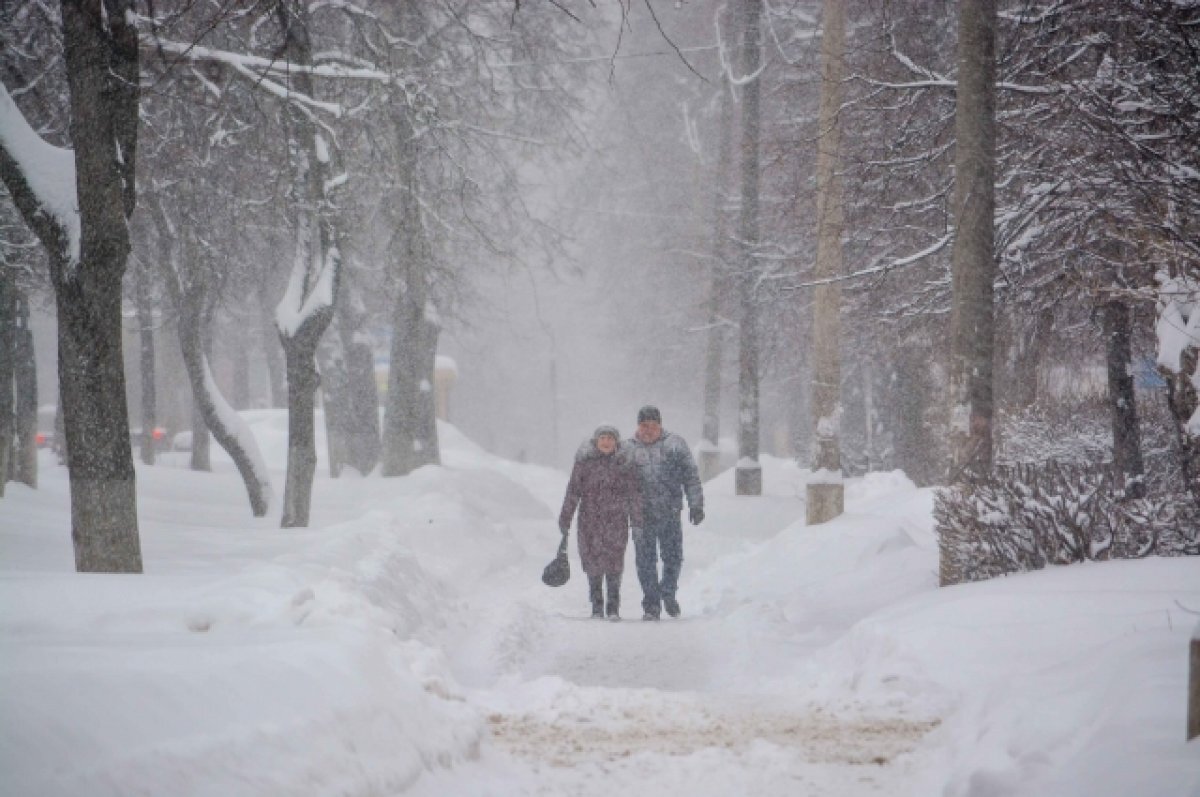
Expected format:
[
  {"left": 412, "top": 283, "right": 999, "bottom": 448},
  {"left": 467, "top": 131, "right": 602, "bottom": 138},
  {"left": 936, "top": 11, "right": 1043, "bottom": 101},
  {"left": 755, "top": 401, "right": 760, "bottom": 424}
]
[
  {"left": 698, "top": 85, "right": 733, "bottom": 482},
  {"left": 806, "top": 0, "right": 846, "bottom": 523},
  {"left": 735, "top": 0, "right": 763, "bottom": 496}
]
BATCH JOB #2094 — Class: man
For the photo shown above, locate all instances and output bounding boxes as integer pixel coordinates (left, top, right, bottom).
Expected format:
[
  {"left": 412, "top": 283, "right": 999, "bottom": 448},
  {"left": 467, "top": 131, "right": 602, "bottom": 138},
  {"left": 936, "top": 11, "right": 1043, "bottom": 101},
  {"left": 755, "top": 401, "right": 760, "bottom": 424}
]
[{"left": 626, "top": 405, "right": 704, "bottom": 620}]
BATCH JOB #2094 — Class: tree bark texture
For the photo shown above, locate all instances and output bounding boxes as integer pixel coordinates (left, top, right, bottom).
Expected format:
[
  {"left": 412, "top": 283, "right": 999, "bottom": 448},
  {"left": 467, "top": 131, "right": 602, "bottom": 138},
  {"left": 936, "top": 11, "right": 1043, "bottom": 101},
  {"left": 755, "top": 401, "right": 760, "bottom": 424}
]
[
  {"left": 382, "top": 101, "right": 440, "bottom": 477},
  {"left": 1007, "top": 308, "right": 1053, "bottom": 410},
  {"left": 152, "top": 201, "right": 270, "bottom": 517},
  {"left": 1102, "top": 300, "right": 1145, "bottom": 498},
  {"left": 276, "top": 0, "right": 340, "bottom": 526},
  {"left": 260, "top": 284, "right": 287, "bottom": 408},
  {"left": 947, "top": 0, "right": 998, "bottom": 481},
  {"left": 57, "top": 0, "right": 142, "bottom": 572},
  {"left": 232, "top": 326, "right": 251, "bottom": 410},
  {"left": 189, "top": 387, "right": 211, "bottom": 471},
  {"left": 891, "top": 344, "right": 939, "bottom": 487},
  {"left": 135, "top": 276, "right": 156, "bottom": 465},
  {"left": 700, "top": 82, "right": 733, "bottom": 483},
  {"left": 1162, "top": 347, "right": 1200, "bottom": 507},
  {"left": 735, "top": 0, "right": 762, "bottom": 497},
  {"left": 0, "top": 5, "right": 142, "bottom": 565},
  {"left": 0, "top": 271, "right": 13, "bottom": 495},
  {"left": 172, "top": 277, "right": 270, "bottom": 516},
  {"left": 807, "top": 0, "right": 846, "bottom": 525},
  {"left": 281, "top": 336, "right": 320, "bottom": 526},
  {"left": 383, "top": 286, "right": 441, "bottom": 476},
  {"left": 11, "top": 288, "right": 36, "bottom": 487},
  {"left": 188, "top": 278, "right": 214, "bottom": 473},
  {"left": 321, "top": 278, "right": 380, "bottom": 477}
]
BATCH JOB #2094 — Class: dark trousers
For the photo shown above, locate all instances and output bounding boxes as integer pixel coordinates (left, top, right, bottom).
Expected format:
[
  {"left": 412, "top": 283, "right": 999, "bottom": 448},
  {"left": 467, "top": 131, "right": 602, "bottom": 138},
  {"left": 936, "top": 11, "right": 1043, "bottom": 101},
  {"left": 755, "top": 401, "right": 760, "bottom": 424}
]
[
  {"left": 633, "top": 512, "right": 683, "bottom": 615},
  {"left": 587, "top": 572, "right": 622, "bottom": 616}
]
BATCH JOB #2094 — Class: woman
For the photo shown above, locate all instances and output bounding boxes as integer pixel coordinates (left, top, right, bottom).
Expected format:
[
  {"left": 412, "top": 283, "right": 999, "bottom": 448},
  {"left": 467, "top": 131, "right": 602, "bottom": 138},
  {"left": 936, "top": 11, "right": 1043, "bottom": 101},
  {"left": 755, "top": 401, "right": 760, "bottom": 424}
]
[{"left": 558, "top": 425, "right": 643, "bottom": 620}]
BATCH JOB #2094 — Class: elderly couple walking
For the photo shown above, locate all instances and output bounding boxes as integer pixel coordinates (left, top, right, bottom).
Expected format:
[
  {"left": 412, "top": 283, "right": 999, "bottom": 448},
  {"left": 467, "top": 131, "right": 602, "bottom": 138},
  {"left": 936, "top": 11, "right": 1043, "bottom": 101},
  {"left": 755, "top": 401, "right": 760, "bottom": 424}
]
[{"left": 558, "top": 405, "right": 705, "bottom": 622}]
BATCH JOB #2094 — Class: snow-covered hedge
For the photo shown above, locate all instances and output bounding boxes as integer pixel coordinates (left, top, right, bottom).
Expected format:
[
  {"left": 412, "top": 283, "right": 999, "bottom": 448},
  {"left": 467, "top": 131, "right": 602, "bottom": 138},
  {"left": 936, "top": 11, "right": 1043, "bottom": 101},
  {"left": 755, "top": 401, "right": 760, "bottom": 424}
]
[{"left": 935, "top": 461, "right": 1199, "bottom": 585}]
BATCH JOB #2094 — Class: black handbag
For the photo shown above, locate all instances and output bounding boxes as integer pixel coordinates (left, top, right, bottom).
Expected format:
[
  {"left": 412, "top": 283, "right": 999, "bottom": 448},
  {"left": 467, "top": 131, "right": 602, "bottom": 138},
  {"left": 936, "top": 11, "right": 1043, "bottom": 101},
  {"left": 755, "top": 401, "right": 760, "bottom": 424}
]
[{"left": 541, "top": 532, "right": 570, "bottom": 587}]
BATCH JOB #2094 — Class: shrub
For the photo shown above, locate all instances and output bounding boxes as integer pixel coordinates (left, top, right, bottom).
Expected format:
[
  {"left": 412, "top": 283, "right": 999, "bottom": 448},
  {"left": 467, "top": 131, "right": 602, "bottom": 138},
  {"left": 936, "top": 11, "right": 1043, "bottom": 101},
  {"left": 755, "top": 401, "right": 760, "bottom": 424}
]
[{"left": 936, "top": 460, "right": 1199, "bottom": 586}]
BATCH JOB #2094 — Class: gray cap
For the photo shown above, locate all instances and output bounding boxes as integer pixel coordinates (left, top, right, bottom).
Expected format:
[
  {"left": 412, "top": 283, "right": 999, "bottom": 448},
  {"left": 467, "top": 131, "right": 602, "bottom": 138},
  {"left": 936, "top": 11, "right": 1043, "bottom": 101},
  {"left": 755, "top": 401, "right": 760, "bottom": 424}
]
[{"left": 637, "top": 405, "right": 661, "bottom": 424}]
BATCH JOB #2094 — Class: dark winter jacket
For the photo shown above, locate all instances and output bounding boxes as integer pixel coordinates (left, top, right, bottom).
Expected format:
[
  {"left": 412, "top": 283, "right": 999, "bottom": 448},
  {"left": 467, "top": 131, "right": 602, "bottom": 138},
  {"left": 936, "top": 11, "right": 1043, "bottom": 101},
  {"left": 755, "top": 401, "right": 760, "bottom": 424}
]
[
  {"left": 626, "top": 430, "right": 703, "bottom": 519},
  {"left": 558, "top": 439, "right": 643, "bottom": 576}
]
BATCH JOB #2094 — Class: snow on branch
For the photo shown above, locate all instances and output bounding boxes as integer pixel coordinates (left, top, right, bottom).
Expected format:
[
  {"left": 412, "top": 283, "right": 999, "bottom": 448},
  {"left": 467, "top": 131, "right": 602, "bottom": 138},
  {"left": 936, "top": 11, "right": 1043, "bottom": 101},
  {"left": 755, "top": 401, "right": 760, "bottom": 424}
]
[
  {"left": 202, "top": 357, "right": 272, "bottom": 504},
  {"left": 275, "top": 212, "right": 338, "bottom": 339},
  {"left": 779, "top": 233, "right": 953, "bottom": 292},
  {"left": 871, "top": 36, "right": 1058, "bottom": 95},
  {"left": 146, "top": 34, "right": 391, "bottom": 85},
  {"left": 0, "top": 82, "right": 80, "bottom": 266},
  {"left": 144, "top": 35, "right": 350, "bottom": 118}
]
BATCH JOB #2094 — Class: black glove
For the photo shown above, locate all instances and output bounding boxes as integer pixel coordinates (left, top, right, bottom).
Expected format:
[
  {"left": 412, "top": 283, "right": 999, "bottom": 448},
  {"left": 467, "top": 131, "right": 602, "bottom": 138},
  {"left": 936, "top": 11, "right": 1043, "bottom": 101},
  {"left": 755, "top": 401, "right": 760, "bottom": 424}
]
[
  {"left": 689, "top": 507, "right": 705, "bottom": 526},
  {"left": 559, "top": 523, "right": 569, "bottom": 537}
]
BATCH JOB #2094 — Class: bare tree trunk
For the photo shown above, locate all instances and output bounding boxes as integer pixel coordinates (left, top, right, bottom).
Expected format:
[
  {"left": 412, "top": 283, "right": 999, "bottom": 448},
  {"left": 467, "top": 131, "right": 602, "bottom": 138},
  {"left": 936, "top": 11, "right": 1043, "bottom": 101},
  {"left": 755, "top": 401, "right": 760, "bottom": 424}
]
[
  {"left": 0, "top": 5, "right": 144, "bottom": 570},
  {"left": 382, "top": 92, "right": 441, "bottom": 477},
  {"left": 151, "top": 200, "right": 270, "bottom": 516},
  {"left": 1008, "top": 309, "right": 1053, "bottom": 410},
  {"left": 1102, "top": 299, "right": 1145, "bottom": 498},
  {"left": 165, "top": 267, "right": 270, "bottom": 514},
  {"left": 0, "top": 270, "right": 13, "bottom": 496},
  {"left": 232, "top": 326, "right": 251, "bottom": 410},
  {"left": 700, "top": 82, "right": 733, "bottom": 483},
  {"left": 416, "top": 315, "right": 441, "bottom": 466},
  {"left": 276, "top": 0, "right": 340, "bottom": 527},
  {"left": 281, "top": 333, "right": 321, "bottom": 525},
  {"left": 0, "top": 274, "right": 35, "bottom": 489},
  {"left": 190, "top": 391, "right": 211, "bottom": 470},
  {"left": 382, "top": 279, "right": 440, "bottom": 476},
  {"left": 12, "top": 289, "right": 36, "bottom": 487},
  {"left": 807, "top": 0, "right": 846, "bottom": 525},
  {"left": 135, "top": 276, "right": 156, "bottom": 465},
  {"left": 192, "top": 295, "right": 214, "bottom": 471},
  {"left": 259, "top": 284, "right": 287, "bottom": 408},
  {"left": 61, "top": 0, "right": 142, "bottom": 572},
  {"left": 947, "top": 0, "right": 998, "bottom": 481},
  {"left": 321, "top": 278, "right": 380, "bottom": 477},
  {"left": 734, "top": 0, "right": 763, "bottom": 497},
  {"left": 1162, "top": 347, "right": 1200, "bottom": 505}
]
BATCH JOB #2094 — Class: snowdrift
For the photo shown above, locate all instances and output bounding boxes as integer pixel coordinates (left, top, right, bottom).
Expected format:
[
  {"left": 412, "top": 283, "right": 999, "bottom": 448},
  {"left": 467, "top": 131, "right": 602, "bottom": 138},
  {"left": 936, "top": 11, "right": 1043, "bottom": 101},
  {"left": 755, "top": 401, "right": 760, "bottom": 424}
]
[{"left": 1, "top": 417, "right": 1197, "bottom": 796}]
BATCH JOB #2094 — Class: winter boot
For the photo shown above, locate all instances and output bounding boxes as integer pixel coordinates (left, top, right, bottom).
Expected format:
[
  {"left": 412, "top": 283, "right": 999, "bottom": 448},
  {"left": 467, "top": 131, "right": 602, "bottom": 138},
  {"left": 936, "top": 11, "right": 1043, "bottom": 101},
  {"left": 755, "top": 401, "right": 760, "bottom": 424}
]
[
  {"left": 588, "top": 574, "right": 604, "bottom": 618},
  {"left": 605, "top": 573, "right": 622, "bottom": 620},
  {"left": 663, "top": 596, "right": 680, "bottom": 618},
  {"left": 606, "top": 575, "right": 621, "bottom": 621}
]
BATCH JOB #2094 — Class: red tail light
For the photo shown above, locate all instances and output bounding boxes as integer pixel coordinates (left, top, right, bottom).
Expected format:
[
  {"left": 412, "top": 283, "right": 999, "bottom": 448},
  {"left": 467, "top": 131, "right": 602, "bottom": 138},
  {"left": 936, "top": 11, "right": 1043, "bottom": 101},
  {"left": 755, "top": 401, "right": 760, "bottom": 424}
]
[
  {"left": 35, "top": 432, "right": 46, "bottom": 446},
  {"left": 152, "top": 428, "right": 165, "bottom": 441}
]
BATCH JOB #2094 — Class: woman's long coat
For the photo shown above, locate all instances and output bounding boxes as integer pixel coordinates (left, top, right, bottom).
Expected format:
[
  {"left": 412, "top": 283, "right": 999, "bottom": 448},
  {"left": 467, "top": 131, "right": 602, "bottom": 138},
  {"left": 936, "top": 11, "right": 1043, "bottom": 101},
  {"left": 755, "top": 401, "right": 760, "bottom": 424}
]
[{"left": 558, "top": 442, "right": 643, "bottom": 576}]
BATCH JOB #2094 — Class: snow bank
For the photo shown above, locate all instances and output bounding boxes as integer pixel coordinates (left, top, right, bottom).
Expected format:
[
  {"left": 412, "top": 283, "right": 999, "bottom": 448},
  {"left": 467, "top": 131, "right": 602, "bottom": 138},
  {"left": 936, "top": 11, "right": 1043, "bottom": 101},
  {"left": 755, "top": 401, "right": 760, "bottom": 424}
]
[
  {"left": 690, "top": 465, "right": 1200, "bottom": 797},
  {"left": 2, "top": 416, "right": 1197, "bottom": 797},
  {"left": 0, "top": 419, "right": 559, "bottom": 796}
]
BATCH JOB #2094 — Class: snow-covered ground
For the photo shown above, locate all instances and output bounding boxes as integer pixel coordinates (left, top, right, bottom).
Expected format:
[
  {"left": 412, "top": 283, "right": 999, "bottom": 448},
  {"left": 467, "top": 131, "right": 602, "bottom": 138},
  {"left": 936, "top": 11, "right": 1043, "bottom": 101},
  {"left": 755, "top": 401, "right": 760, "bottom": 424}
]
[{"left": 1, "top": 414, "right": 1197, "bottom": 796}]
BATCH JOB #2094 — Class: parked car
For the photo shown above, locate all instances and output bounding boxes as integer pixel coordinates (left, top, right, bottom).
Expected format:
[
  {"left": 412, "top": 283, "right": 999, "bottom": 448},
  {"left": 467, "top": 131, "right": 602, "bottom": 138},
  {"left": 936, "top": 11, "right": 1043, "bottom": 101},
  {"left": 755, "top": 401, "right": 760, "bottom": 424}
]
[
  {"left": 130, "top": 425, "right": 169, "bottom": 452},
  {"left": 36, "top": 405, "right": 57, "bottom": 449}
]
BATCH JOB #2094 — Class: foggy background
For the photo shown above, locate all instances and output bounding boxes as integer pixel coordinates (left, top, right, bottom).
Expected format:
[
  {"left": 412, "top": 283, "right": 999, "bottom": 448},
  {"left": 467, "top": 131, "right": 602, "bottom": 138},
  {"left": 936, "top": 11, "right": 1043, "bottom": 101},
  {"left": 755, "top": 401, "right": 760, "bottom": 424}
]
[{"left": 24, "top": 1, "right": 783, "bottom": 471}]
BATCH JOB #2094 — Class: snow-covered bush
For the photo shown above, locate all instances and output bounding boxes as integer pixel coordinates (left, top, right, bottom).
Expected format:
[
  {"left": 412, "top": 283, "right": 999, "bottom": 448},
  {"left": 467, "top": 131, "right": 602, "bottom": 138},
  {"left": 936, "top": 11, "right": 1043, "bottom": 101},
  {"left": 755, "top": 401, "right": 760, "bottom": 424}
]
[
  {"left": 936, "top": 461, "right": 1199, "bottom": 586},
  {"left": 1155, "top": 271, "right": 1200, "bottom": 504}
]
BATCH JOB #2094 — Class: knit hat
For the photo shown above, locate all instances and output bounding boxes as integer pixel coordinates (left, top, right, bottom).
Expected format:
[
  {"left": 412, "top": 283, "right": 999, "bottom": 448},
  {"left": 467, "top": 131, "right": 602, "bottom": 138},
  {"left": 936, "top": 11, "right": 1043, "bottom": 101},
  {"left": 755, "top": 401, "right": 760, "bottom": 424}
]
[
  {"left": 593, "top": 425, "right": 620, "bottom": 442},
  {"left": 636, "top": 405, "right": 661, "bottom": 424}
]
